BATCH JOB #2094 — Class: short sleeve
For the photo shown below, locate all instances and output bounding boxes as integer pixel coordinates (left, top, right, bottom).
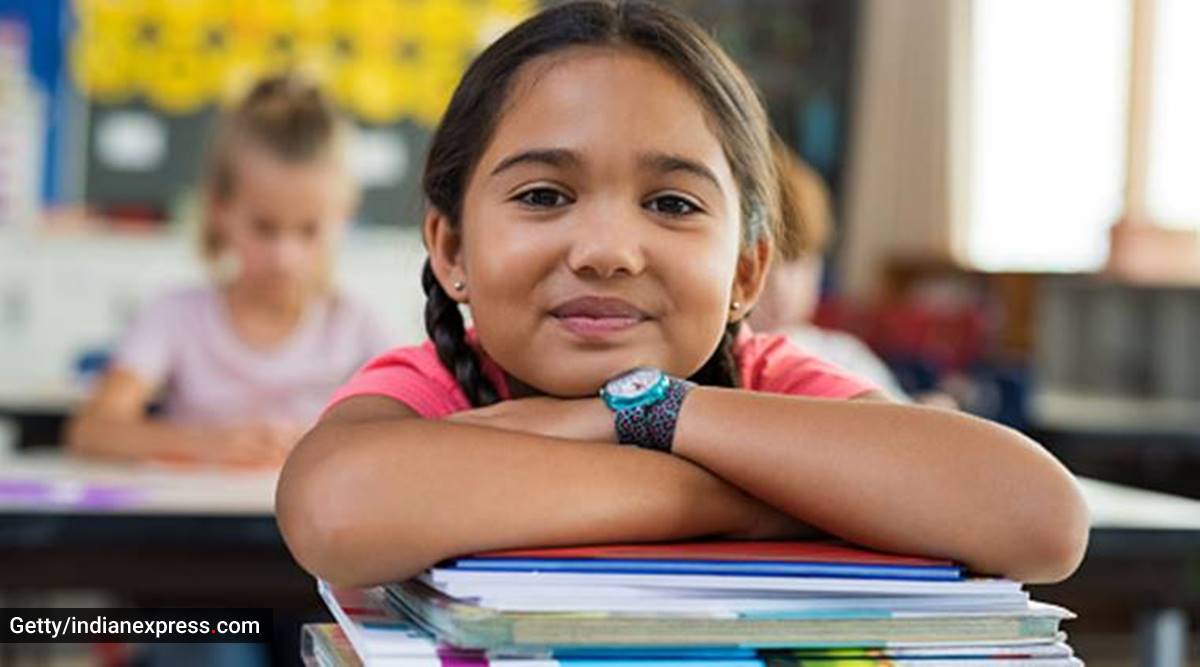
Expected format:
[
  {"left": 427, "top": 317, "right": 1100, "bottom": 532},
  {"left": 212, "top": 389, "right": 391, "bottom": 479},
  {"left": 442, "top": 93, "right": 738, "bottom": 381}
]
[
  {"left": 760, "top": 351, "right": 880, "bottom": 399},
  {"left": 737, "top": 328, "right": 879, "bottom": 400},
  {"left": 110, "top": 295, "right": 175, "bottom": 389},
  {"left": 322, "top": 343, "right": 470, "bottom": 419}
]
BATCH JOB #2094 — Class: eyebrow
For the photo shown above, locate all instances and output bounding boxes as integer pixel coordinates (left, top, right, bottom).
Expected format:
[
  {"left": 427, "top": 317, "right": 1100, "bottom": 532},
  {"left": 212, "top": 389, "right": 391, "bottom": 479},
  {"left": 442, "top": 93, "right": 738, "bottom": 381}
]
[
  {"left": 638, "top": 151, "right": 723, "bottom": 193},
  {"left": 489, "top": 148, "right": 582, "bottom": 177},
  {"left": 488, "top": 147, "right": 724, "bottom": 194}
]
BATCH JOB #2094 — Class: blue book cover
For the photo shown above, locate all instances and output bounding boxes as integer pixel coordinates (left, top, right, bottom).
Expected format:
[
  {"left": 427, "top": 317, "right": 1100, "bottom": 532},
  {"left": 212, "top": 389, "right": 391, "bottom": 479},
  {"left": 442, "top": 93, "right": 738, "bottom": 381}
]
[{"left": 449, "top": 541, "right": 962, "bottom": 581}]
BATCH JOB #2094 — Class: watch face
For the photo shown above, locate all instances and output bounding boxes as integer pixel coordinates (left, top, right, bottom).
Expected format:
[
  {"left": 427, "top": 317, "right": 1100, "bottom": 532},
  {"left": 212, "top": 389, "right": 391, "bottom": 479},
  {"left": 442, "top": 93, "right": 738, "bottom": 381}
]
[{"left": 608, "top": 367, "right": 663, "bottom": 398}]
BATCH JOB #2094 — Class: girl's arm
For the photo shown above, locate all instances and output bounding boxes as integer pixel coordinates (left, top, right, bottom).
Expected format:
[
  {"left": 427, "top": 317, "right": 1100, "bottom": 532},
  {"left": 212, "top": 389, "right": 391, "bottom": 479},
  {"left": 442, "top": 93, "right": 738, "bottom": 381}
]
[
  {"left": 436, "top": 391, "right": 1088, "bottom": 584},
  {"left": 669, "top": 388, "right": 1089, "bottom": 583},
  {"left": 275, "top": 395, "right": 813, "bottom": 588},
  {"left": 66, "top": 368, "right": 291, "bottom": 466}
]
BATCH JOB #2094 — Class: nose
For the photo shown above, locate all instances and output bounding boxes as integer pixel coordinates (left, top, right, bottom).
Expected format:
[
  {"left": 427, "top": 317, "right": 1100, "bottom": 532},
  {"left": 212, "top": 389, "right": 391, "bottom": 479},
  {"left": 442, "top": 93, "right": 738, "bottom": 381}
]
[
  {"left": 565, "top": 204, "right": 647, "bottom": 279},
  {"left": 268, "top": 236, "right": 308, "bottom": 275}
]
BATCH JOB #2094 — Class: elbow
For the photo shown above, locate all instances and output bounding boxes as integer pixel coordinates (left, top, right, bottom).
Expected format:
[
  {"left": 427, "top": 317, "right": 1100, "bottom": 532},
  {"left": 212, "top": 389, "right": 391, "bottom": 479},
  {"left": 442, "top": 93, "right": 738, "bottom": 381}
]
[
  {"left": 275, "top": 431, "right": 433, "bottom": 587},
  {"left": 276, "top": 449, "right": 367, "bottom": 587},
  {"left": 276, "top": 500, "right": 380, "bottom": 588},
  {"left": 1009, "top": 476, "right": 1090, "bottom": 584}
]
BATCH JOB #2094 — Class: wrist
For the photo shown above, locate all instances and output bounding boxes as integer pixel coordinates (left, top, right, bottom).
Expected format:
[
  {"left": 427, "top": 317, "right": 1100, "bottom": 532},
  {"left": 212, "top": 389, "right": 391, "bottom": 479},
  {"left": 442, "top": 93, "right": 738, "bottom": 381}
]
[
  {"left": 520, "top": 397, "right": 617, "bottom": 443},
  {"left": 579, "top": 397, "right": 618, "bottom": 443},
  {"left": 601, "top": 367, "right": 694, "bottom": 452}
]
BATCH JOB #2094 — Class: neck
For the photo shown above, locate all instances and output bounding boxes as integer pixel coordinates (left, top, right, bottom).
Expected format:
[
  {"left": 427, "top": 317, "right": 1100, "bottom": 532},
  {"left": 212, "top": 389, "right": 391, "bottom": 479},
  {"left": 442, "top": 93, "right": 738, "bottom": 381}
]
[
  {"left": 225, "top": 279, "right": 315, "bottom": 321},
  {"left": 504, "top": 373, "right": 545, "bottom": 399}
]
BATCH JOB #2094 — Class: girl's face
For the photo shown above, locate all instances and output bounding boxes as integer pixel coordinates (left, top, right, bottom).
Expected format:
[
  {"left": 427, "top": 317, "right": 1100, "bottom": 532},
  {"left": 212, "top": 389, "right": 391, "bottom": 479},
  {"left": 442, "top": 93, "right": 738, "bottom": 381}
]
[
  {"left": 428, "top": 46, "right": 769, "bottom": 397},
  {"left": 215, "top": 150, "right": 352, "bottom": 298}
]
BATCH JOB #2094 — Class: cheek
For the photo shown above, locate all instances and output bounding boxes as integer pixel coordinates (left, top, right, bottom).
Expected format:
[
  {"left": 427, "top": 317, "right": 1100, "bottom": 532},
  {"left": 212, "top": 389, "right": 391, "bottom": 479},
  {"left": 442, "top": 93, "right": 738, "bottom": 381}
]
[
  {"left": 463, "top": 217, "right": 558, "bottom": 312},
  {"left": 654, "top": 238, "right": 739, "bottom": 373},
  {"left": 299, "top": 236, "right": 329, "bottom": 261},
  {"left": 670, "top": 250, "right": 733, "bottom": 313},
  {"left": 228, "top": 230, "right": 267, "bottom": 264},
  {"left": 670, "top": 226, "right": 739, "bottom": 302}
]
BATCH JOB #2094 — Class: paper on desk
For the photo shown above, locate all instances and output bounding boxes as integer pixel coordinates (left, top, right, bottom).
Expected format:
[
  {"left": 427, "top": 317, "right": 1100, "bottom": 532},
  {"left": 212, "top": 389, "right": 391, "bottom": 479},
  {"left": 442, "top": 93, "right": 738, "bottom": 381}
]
[{"left": 0, "top": 478, "right": 144, "bottom": 510}]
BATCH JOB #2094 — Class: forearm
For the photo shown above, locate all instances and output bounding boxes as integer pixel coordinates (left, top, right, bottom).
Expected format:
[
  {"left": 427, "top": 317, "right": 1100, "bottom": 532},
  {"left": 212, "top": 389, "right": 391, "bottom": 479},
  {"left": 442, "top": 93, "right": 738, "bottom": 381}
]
[
  {"left": 66, "top": 413, "right": 200, "bottom": 461},
  {"left": 276, "top": 417, "right": 778, "bottom": 587},
  {"left": 673, "top": 388, "right": 1089, "bottom": 583}
]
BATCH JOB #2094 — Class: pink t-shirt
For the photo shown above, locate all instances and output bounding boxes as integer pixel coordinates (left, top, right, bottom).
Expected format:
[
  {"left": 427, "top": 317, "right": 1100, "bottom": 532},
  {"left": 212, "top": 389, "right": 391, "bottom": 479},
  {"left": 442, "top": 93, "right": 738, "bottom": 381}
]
[
  {"left": 325, "top": 324, "right": 878, "bottom": 419},
  {"left": 113, "top": 285, "right": 392, "bottom": 426}
]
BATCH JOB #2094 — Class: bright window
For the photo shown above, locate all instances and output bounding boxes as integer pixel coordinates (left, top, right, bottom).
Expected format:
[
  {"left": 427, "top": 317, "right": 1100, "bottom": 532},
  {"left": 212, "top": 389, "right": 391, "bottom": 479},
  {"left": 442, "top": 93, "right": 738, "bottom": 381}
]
[
  {"left": 964, "top": 0, "right": 1130, "bottom": 271},
  {"left": 1144, "top": 0, "right": 1200, "bottom": 228}
]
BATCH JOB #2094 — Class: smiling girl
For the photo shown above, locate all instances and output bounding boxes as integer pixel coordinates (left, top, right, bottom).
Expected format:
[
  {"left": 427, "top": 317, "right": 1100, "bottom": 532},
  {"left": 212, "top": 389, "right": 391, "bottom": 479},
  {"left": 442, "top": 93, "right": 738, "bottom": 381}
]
[{"left": 276, "top": 0, "right": 1088, "bottom": 588}]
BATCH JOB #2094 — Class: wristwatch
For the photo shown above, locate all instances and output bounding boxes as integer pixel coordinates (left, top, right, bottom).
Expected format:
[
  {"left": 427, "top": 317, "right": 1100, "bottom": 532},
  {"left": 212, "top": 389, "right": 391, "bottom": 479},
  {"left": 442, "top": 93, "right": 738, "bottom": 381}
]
[{"left": 599, "top": 366, "right": 695, "bottom": 452}]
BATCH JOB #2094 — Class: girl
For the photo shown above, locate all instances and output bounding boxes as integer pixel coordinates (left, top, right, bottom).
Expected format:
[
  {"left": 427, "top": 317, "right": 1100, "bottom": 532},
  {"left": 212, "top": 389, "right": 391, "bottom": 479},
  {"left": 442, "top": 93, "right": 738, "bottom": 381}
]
[
  {"left": 748, "top": 138, "right": 910, "bottom": 401},
  {"left": 277, "top": 0, "right": 1088, "bottom": 587},
  {"left": 749, "top": 138, "right": 957, "bottom": 406},
  {"left": 68, "top": 74, "right": 391, "bottom": 466}
]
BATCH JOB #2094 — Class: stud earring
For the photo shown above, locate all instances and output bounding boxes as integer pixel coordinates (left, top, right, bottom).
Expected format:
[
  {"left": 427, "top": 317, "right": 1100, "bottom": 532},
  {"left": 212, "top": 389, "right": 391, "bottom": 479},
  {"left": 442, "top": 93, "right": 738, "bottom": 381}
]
[
  {"left": 730, "top": 301, "right": 741, "bottom": 311},
  {"left": 453, "top": 280, "right": 466, "bottom": 292}
]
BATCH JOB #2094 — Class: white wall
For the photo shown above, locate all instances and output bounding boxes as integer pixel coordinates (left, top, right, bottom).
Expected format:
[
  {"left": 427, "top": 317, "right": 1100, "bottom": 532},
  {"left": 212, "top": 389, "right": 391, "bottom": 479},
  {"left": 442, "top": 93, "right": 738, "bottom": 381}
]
[
  {"left": 0, "top": 226, "right": 430, "bottom": 391},
  {"left": 841, "top": 0, "right": 970, "bottom": 298}
]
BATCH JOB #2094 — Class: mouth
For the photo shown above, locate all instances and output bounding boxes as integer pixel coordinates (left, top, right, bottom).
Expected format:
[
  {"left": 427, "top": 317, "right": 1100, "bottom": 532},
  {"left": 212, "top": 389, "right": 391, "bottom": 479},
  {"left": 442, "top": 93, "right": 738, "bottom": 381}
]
[{"left": 549, "top": 296, "right": 650, "bottom": 339}]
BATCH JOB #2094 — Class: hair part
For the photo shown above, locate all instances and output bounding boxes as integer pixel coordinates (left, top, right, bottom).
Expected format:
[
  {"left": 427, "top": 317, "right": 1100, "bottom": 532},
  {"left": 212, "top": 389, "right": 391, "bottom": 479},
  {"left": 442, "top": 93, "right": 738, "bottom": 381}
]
[{"left": 422, "top": 0, "right": 776, "bottom": 406}]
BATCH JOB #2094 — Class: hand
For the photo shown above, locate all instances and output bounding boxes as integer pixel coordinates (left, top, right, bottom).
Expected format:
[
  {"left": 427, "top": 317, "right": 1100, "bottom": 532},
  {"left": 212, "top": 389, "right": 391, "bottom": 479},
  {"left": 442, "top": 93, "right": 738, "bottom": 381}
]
[
  {"left": 179, "top": 423, "right": 301, "bottom": 467},
  {"left": 445, "top": 397, "right": 616, "bottom": 443},
  {"left": 725, "top": 500, "right": 825, "bottom": 541}
]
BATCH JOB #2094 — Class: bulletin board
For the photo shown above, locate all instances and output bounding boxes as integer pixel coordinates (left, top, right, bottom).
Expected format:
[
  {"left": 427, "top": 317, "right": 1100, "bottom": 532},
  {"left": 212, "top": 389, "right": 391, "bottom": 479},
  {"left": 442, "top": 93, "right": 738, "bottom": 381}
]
[{"left": 66, "top": 0, "right": 859, "bottom": 229}]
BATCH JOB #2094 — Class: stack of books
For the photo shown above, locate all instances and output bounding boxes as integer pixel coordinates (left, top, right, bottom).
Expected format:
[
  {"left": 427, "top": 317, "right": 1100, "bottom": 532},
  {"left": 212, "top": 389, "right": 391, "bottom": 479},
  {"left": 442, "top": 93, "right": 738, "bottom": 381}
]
[{"left": 303, "top": 541, "right": 1081, "bottom": 666}]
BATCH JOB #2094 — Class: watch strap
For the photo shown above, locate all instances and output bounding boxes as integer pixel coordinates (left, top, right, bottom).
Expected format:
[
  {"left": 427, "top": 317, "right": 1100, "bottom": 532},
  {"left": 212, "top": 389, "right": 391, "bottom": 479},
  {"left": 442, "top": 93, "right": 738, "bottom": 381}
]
[{"left": 614, "top": 376, "right": 695, "bottom": 452}]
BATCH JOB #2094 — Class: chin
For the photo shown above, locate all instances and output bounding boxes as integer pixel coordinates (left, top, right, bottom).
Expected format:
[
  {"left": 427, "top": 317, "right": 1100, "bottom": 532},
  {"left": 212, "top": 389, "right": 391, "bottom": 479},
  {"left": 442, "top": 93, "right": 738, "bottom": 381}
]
[
  {"left": 514, "top": 361, "right": 616, "bottom": 398},
  {"left": 532, "top": 373, "right": 608, "bottom": 399}
]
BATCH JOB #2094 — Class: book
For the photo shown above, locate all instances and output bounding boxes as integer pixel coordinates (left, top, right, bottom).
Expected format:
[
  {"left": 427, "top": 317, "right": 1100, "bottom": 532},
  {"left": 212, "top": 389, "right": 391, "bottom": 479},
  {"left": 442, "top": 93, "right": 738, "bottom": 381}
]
[
  {"left": 313, "top": 536, "right": 1078, "bottom": 664},
  {"left": 386, "top": 579, "right": 1073, "bottom": 650},
  {"left": 312, "top": 584, "right": 1080, "bottom": 667},
  {"left": 423, "top": 570, "right": 1021, "bottom": 598},
  {"left": 302, "top": 621, "right": 1084, "bottom": 666},
  {"left": 449, "top": 542, "right": 961, "bottom": 581}
]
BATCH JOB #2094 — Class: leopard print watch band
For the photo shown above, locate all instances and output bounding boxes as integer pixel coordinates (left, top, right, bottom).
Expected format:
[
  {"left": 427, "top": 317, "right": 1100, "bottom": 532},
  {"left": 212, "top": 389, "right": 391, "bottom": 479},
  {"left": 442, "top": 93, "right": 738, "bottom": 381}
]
[{"left": 614, "top": 376, "right": 696, "bottom": 452}]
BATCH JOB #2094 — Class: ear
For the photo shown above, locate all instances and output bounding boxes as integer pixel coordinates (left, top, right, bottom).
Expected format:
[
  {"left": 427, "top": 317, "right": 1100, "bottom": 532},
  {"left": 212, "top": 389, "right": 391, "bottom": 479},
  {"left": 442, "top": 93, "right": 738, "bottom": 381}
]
[
  {"left": 422, "top": 207, "right": 469, "bottom": 304},
  {"left": 729, "top": 235, "right": 773, "bottom": 323}
]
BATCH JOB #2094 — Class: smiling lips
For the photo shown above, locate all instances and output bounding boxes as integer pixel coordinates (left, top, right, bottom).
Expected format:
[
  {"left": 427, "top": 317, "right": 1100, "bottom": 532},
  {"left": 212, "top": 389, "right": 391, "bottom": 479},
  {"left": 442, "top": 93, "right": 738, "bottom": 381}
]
[{"left": 550, "top": 296, "right": 649, "bottom": 338}]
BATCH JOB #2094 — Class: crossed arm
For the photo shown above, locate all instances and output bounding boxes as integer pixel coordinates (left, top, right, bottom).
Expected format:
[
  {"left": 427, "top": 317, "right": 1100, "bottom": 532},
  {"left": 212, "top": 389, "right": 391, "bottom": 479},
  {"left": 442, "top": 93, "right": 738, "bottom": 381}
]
[{"left": 275, "top": 388, "right": 1088, "bottom": 587}]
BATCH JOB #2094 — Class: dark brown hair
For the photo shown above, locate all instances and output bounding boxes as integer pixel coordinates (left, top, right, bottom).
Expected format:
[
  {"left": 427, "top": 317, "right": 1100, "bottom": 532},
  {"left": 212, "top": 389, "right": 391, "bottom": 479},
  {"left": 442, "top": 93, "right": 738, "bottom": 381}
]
[{"left": 422, "top": 0, "right": 778, "bottom": 407}]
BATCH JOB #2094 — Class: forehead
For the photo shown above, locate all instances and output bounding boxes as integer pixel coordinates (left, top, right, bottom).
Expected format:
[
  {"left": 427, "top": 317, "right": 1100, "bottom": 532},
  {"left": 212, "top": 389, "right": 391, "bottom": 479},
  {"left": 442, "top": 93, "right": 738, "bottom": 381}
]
[
  {"left": 483, "top": 46, "right": 731, "bottom": 175},
  {"left": 230, "top": 149, "right": 347, "bottom": 211}
]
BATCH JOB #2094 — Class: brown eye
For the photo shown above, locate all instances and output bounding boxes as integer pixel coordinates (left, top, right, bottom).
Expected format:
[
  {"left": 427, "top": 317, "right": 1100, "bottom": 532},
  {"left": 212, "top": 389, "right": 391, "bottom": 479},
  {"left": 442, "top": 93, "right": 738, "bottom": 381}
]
[
  {"left": 646, "top": 194, "right": 700, "bottom": 216},
  {"left": 516, "top": 188, "right": 570, "bottom": 208}
]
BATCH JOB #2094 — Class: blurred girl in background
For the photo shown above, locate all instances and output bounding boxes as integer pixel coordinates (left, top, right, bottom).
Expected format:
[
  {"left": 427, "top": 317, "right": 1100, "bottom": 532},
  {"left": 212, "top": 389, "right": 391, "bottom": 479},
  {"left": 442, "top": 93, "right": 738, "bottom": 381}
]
[
  {"left": 747, "top": 138, "right": 909, "bottom": 400},
  {"left": 749, "top": 138, "right": 958, "bottom": 407},
  {"left": 68, "top": 73, "right": 391, "bottom": 466}
]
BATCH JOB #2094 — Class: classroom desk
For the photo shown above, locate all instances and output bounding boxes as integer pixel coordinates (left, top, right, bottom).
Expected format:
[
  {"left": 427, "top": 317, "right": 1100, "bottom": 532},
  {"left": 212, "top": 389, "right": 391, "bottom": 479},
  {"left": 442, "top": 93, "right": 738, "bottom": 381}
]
[
  {"left": 1034, "top": 425, "right": 1200, "bottom": 503},
  {"left": 0, "top": 380, "right": 86, "bottom": 452},
  {"left": 2, "top": 452, "right": 1199, "bottom": 665},
  {"left": 0, "top": 449, "right": 317, "bottom": 666},
  {"left": 0, "top": 381, "right": 85, "bottom": 415},
  {"left": 1037, "top": 478, "right": 1200, "bottom": 667},
  {"left": 0, "top": 449, "right": 307, "bottom": 604}
]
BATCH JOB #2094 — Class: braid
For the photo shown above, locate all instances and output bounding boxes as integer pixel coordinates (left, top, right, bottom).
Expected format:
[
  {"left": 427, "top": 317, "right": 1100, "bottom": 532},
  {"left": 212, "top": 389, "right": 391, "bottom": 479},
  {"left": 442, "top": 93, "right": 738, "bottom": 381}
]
[
  {"left": 422, "top": 260, "right": 500, "bottom": 407},
  {"left": 687, "top": 321, "right": 742, "bottom": 388}
]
